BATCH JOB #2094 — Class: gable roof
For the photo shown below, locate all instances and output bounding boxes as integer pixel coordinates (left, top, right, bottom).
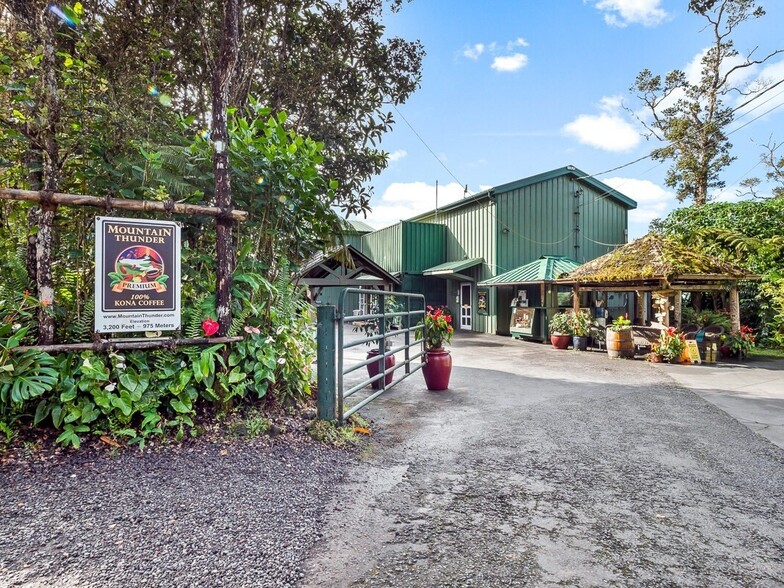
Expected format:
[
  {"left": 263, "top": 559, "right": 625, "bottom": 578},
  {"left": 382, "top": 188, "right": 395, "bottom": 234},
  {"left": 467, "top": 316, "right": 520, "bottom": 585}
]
[
  {"left": 478, "top": 256, "right": 580, "bottom": 286},
  {"left": 297, "top": 244, "right": 400, "bottom": 286},
  {"left": 407, "top": 165, "right": 636, "bottom": 222}
]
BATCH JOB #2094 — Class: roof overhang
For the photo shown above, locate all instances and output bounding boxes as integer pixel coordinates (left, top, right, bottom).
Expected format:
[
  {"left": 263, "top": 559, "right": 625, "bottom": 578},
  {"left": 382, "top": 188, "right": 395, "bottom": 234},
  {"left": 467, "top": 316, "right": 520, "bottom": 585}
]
[
  {"left": 479, "top": 256, "right": 580, "bottom": 287},
  {"left": 422, "top": 257, "right": 484, "bottom": 281}
]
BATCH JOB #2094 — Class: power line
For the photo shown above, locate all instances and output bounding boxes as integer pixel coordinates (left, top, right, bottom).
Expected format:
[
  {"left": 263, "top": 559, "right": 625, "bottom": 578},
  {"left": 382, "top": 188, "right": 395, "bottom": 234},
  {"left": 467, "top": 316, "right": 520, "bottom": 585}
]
[
  {"left": 576, "top": 77, "right": 784, "bottom": 183},
  {"left": 391, "top": 104, "right": 467, "bottom": 189}
]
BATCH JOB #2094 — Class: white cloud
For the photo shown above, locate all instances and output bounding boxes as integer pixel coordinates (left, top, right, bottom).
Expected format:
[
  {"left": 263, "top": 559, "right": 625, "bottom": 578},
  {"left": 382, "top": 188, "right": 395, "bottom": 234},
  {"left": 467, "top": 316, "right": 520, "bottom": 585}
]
[
  {"left": 363, "top": 182, "right": 467, "bottom": 229},
  {"left": 387, "top": 149, "right": 407, "bottom": 162},
  {"left": 603, "top": 177, "right": 677, "bottom": 237},
  {"left": 592, "top": 0, "right": 669, "bottom": 28},
  {"left": 563, "top": 108, "right": 640, "bottom": 152},
  {"left": 507, "top": 37, "right": 529, "bottom": 50},
  {"left": 463, "top": 43, "right": 485, "bottom": 60},
  {"left": 491, "top": 53, "right": 528, "bottom": 73}
]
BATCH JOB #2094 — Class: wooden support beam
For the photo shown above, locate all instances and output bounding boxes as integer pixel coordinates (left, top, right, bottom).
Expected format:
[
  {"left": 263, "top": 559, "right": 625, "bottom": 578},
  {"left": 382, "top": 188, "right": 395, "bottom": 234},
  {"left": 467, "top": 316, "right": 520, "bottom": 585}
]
[
  {"left": 0, "top": 188, "right": 248, "bottom": 222},
  {"left": 16, "top": 336, "right": 243, "bottom": 355},
  {"left": 729, "top": 285, "right": 741, "bottom": 334},
  {"left": 674, "top": 291, "right": 682, "bottom": 329}
]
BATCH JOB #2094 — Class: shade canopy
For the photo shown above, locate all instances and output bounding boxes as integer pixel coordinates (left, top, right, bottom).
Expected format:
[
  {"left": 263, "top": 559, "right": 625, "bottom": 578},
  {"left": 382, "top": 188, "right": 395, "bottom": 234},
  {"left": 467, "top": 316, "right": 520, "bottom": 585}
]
[
  {"left": 558, "top": 234, "right": 755, "bottom": 290},
  {"left": 422, "top": 257, "right": 484, "bottom": 281},
  {"left": 479, "top": 255, "right": 580, "bottom": 287}
]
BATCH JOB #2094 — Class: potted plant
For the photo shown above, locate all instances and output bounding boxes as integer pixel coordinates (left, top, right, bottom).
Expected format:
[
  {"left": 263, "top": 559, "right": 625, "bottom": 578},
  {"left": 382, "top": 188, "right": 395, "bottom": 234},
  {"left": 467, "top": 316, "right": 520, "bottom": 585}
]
[
  {"left": 606, "top": 315, "right": 634, "bottom": 359},
  {"left": 647, "top": 341, "right": 664, "bottom": 363},
  {"left": 417, "top": 305, "right": 454, "bottom": 390},
  {"left": 354, "top": 299, "right": 396, "bottom": 390},
  {"left": 657, "top": 327, "right": 686, "bottom": 363},
  {"left": 548, "top": 312, "right": 572, "bottom": 349},
  {"left": 720, "top": 325, "right": 755, "bottom": 360},
  {"left": 568, "top": 309, "right": 593, "bottom": 351}
]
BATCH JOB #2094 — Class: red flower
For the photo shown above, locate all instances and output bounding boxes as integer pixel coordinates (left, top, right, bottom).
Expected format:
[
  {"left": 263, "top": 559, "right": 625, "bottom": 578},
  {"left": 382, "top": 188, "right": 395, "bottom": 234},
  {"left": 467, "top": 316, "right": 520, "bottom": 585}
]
[{"left": 202, "top": 318, "right": 219, "bottom": 337}]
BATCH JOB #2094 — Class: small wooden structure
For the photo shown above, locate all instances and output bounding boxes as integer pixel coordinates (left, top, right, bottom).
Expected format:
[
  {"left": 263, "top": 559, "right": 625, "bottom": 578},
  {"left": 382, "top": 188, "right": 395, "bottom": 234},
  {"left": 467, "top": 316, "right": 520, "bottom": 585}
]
[
  {"left": 557, "top": 234, "right": 757, "bottom": 334},
  {"left": 296, "top": 244, "right": 400, "bottom": 306}
]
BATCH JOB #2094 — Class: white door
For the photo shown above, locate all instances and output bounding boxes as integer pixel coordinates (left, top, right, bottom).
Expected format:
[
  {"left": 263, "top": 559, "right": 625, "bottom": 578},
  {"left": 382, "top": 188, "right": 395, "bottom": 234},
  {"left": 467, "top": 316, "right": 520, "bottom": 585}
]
[{"left": 460, "top": 282, "right": 472, "bottom": 330}]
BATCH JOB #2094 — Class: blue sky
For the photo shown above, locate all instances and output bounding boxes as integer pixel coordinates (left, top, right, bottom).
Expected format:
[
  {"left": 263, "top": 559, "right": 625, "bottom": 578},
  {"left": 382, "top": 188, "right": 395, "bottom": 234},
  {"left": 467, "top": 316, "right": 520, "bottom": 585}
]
[{"left": 355, "top": 0, "right": 784, "bottom": 239}]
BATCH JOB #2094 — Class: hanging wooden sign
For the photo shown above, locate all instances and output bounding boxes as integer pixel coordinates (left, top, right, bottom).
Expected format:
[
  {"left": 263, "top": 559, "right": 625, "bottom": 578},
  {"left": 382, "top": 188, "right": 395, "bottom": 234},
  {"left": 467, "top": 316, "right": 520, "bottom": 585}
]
[{"left": 95, "top": 217, "right": 181, "bottom": 333}]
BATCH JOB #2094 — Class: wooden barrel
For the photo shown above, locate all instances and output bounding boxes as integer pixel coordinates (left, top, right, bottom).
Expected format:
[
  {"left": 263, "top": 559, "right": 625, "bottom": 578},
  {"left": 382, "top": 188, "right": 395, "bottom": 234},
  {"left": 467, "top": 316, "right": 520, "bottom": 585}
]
[{"left": 606, "top": 328, "right": 634, "bottom": 358}]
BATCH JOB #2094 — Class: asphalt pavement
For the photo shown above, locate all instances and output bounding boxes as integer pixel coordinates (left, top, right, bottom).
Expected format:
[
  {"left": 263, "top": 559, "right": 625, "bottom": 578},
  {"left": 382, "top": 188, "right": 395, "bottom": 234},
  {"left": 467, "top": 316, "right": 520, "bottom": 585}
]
[{"left": 304, "top": 331, "right": 784, "bottom": 587}]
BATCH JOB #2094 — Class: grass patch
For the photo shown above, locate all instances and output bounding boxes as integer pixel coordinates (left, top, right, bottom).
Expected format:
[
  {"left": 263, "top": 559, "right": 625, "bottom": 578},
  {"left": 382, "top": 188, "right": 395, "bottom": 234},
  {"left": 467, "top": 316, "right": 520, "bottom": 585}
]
[
  {"left": 307, "top": 414, "right": 372, "bottom": 447},
  {"left": 750, "top": 347, "right": 784, "bottom": 360}
]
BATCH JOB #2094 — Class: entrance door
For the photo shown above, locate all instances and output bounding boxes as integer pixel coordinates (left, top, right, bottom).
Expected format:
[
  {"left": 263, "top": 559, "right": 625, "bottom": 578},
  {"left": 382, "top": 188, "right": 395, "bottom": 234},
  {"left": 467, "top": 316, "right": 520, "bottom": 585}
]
[{"left": 460, "top": 282, "right": 472, "bottom": 330}]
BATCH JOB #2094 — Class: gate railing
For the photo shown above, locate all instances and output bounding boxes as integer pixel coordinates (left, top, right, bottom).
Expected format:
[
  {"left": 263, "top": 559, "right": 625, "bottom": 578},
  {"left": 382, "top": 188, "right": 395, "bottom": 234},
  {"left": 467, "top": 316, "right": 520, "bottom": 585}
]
[{"left": 317, "top": 289, "right": 426, "bottom": 423}]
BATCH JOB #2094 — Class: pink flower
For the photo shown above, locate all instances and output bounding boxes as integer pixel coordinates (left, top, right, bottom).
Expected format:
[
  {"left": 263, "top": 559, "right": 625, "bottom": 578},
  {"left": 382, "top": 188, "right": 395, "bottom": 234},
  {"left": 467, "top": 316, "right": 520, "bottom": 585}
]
[{"left": 202, "top": 318, "right": 219, "bottom": 337}]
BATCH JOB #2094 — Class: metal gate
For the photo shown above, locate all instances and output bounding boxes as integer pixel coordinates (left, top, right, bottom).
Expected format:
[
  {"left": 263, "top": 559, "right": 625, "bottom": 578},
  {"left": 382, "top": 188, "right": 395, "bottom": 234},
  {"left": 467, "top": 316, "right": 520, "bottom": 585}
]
[{"left": 317, "top": 289, "right": 426, "bottom": 423}]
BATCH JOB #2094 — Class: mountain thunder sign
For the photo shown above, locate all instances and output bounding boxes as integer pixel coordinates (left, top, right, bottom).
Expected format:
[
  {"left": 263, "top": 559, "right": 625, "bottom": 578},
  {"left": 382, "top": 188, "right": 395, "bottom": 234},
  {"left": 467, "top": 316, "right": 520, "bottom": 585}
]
[{"left": 95, "top": 217, "right": 181, "bottom": 333}]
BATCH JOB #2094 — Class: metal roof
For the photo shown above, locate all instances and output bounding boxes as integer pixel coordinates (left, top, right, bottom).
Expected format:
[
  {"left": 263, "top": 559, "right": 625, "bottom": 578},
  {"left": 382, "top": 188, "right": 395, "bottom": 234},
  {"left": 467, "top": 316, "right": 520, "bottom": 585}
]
[
  {"left": 407, "top": 165, "right": 637, "bottom": 222},
  {"left": 478, "top": 256, "right": 580, "bottom": 286},
  {"left": 422, "top": 257, "right": 484, "bottom": 276},
  {"left": 345, "top": 219, "right": 375, "bottom": 234}
]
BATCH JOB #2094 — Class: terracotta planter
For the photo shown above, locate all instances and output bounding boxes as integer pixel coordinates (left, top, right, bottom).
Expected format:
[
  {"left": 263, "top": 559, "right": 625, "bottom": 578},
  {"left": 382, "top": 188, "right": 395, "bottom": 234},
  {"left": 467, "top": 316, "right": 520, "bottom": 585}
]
[
  {"left": 366, "top": 348, "right": 394, "bottom": 390},
  {"left": 550, "top": 334, "right": 571, "bottom": 349},
  {"left": 422, "top": 348, "right": 452, "bottom": 391},
  {"left": 572, "top": 335, "right": 588, "bottom": 351}
]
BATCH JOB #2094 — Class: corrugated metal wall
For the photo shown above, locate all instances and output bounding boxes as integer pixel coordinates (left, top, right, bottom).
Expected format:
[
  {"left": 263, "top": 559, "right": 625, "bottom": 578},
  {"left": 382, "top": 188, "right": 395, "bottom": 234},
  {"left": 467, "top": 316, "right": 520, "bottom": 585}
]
[
  {"left": 418, "top": 200, "right": 498, "bottom": 335},
  {"left": 495, "top": 175, "right": 628, "bottom": 271},
  {"left": 401, "top": 221, "right": 446, "bottom": 272},
  {"left": 360, "top": 223, "right": 404, "bottom": 274}
]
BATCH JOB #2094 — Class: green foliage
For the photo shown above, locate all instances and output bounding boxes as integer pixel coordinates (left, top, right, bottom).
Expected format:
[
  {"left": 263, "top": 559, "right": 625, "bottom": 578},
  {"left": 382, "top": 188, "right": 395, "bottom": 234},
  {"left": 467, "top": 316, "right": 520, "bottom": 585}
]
[
  {"left": 567, "top": 309, "right": 594, "bottom": 337},
  {"left": 549, "top": 312, "right": 572, "bottom": 335},
  {"left": 629, "top": 0, "right": 777, "bottom": 206},
  {"left": 609, "top": 315, "right": 632, "bottom": 331},
  {"left": 654, "top": 199, "right": 784, "bottom": 347}
]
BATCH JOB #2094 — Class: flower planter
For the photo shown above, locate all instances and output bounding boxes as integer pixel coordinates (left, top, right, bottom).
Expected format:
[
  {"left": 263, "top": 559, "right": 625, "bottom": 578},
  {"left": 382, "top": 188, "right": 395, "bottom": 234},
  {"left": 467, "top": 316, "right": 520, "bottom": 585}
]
[
  {"left": 606, "top": 328, "right": 634, "bottom": 358},
  {"left": 550, "top": 334, "right": 571, "bottom": 350},
  {"left": 572, "top": 335, "right": 588, "bottom": 351},
  {"left": 422, "top": 348, "right": 452, "bottom": 391},
  {"left": 366, "top": 348, "right": 394, "bottom": 390}
]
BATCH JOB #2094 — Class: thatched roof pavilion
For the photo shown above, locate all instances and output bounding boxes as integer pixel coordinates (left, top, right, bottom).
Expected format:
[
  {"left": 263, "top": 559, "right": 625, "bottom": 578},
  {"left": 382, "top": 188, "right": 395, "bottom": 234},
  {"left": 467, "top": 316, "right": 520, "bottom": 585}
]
[{"left": 557, "top": 234, "right": 757, "bottom": 332}]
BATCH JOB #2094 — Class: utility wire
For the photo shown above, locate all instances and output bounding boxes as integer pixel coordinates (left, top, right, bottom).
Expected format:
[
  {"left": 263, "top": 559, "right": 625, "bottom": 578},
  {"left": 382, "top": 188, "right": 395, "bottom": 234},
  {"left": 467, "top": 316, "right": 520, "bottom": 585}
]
[
  {"left": 576, "top": 77, "right": 784, "bottom": 182},
  {"left": 392, "top": 104, "right": 467, "bottom": 190}
]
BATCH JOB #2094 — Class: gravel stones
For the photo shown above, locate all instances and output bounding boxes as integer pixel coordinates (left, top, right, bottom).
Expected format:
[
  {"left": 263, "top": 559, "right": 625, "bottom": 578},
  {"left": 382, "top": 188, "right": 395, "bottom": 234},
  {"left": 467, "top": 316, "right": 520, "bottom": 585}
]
[{"left": 0, "top": 439, "right": 352, "bottom": 587}]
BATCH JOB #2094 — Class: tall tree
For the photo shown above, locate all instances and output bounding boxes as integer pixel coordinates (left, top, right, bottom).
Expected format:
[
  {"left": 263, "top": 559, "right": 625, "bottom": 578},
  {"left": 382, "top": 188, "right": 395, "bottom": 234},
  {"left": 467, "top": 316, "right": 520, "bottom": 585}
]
[
  {"left": 211, "top": 0, "right": 240, "bottom": 336},
  {"left": 88, "top": 0, "right": 424, "bottom": 216},
  {"left": 629, "top": 0, "right": 782, "bottom": 206}
]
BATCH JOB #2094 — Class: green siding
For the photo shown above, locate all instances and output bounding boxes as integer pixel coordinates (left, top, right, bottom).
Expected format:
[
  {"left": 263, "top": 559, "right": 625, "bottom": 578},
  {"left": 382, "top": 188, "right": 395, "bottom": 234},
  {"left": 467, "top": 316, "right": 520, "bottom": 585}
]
[
  {"left": 401, "top": 221, "right": 446, "bottom": 273},
  {"left": 495, "top": 175, "right": 628, "bottom": 273},
  {"left": 418, "top": 199, "right": 498, "bottom": 335},
  {"left": 360, "top": 223, "right": 403, "bottom": 274}
]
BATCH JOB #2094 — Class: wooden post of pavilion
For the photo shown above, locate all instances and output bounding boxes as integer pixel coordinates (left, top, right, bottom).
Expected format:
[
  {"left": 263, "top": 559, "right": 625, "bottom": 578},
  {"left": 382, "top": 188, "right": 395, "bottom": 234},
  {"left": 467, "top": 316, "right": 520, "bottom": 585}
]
[{"left": 729, "top": 284, "right": 741, "bottom": 334}]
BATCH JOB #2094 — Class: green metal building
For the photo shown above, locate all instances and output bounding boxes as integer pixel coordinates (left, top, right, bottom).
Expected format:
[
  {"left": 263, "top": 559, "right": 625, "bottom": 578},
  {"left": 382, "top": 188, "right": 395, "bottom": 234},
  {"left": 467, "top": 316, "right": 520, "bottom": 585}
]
[{"left": 348, "top": 165, "right": 637, "bottom": 335}]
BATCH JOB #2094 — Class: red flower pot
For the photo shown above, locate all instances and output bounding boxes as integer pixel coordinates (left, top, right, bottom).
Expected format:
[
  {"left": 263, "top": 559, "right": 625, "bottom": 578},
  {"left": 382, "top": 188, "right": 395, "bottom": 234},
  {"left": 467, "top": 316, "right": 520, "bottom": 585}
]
[
  {"left": 422, "top": 348, "right": 452, "bottom": 391},
  {"left": 367, "top": 349, "right": 394, "bottom": 390},
  {"left": 550, "top": 334, "right": 571, "bottom": 349}
]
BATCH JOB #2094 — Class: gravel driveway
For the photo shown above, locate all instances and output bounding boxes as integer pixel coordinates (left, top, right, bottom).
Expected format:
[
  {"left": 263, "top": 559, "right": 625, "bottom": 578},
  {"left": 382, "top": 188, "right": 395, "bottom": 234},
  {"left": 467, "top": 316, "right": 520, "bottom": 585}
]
[
  {"left": 3, "top": 333, "right": 783, "bottom": 587},
  {"left": 1, "top": 439, "right": 351, "bottom": 587},
  {"left": 304, "top": 333, "right": 784, "bottom": 587}
]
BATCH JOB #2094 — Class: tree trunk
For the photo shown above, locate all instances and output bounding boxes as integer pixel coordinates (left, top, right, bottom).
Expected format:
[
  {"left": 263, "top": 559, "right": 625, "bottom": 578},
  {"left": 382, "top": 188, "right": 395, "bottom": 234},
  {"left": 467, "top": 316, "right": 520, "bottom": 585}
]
[
  {"left": 211, "top": 0, "right": 240, "bottom": 337},
  {"left": 36, "top": 7, "right": 62, "bottom": 345}
]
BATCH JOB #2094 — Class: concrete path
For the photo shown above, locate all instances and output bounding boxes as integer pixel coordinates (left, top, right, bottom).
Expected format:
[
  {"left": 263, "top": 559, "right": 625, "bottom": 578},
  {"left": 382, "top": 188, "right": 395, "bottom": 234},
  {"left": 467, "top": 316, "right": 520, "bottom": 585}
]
[
  {"left": 304, "top": 332, "right": 784, "bottom": 587},
  {"left": 656, "top": 359, "right": 784, "bottom": 449}
]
